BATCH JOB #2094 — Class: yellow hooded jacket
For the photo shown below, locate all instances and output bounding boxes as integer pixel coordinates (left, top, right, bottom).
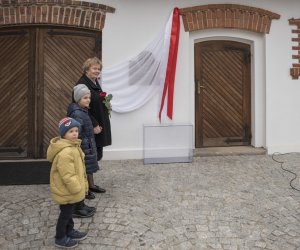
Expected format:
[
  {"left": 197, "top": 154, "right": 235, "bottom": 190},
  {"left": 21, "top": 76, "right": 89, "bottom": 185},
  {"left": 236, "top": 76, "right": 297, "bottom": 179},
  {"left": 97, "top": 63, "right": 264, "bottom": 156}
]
[{"left": 47, "top": 137, "right": 88, "bottom": 204}]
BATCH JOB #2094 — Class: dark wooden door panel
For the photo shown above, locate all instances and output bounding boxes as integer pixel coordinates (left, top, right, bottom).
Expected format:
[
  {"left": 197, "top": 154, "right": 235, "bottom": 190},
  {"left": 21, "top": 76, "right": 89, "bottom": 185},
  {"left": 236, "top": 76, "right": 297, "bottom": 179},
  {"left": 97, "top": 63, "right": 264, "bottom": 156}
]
[
  {"left": 42, "top": 29, "right": 100, "bottom": 156},
  {"left": 0, "top": 27, "right": 102, "bottom": 159},
  {"left": 0, "top": 30, "right": 30, "bottom": 158},
  {"left": 195, "top": 40, "right": 251, "bottom": 147}
]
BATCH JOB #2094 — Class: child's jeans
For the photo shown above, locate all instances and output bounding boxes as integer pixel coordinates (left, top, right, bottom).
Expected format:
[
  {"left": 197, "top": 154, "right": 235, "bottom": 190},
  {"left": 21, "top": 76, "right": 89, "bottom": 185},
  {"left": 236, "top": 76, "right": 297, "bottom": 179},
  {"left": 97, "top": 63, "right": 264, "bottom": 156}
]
[{"left": 55, "top": 203, "right": 75, "bottom": 239}]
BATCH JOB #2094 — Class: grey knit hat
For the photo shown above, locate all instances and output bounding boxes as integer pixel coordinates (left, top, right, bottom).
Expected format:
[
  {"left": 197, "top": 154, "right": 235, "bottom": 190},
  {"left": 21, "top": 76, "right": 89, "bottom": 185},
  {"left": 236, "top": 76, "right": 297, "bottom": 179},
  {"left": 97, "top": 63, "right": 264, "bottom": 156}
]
[{"left": 73, "top": 84, "right": 90, "bottom": 103}]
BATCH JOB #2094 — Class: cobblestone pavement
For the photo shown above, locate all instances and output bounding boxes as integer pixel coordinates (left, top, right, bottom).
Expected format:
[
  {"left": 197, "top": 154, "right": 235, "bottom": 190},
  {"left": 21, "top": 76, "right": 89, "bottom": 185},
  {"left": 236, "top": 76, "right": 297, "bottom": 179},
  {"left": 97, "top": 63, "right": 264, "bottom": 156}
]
[{"left": 0, "top": 153, "right": 300, "bottom": 250}]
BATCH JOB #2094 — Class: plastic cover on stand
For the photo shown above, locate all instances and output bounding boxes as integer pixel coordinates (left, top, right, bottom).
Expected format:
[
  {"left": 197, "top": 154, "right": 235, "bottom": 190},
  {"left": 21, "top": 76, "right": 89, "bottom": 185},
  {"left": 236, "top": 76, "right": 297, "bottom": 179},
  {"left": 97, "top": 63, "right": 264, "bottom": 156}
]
[{"left": 143, "top": 124, "right": 193, "bottom": 164}]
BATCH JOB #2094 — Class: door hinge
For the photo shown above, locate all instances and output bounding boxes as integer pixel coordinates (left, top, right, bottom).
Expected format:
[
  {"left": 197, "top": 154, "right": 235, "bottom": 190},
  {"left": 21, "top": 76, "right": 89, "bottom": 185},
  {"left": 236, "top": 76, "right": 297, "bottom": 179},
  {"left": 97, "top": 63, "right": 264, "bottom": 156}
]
[
  {"left": 224, "top": 45, "right": 251, "bottom": 65},
  {"left": 225, "top": 124, "right": 251, "bottom": 144},
  {"left": 0, "top": 147, "right": 24, "bottom": 154},
  {"left": 0, "top": 30, "right": 27, "bottom": 37}
]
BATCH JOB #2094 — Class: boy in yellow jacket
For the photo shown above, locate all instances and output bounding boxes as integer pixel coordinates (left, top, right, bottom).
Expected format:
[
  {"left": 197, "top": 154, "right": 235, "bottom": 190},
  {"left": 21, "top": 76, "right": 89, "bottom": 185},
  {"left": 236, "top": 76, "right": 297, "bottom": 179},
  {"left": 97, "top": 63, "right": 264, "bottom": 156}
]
[{"left": 47, "top": 117, "right": 89, "bottom": 248}]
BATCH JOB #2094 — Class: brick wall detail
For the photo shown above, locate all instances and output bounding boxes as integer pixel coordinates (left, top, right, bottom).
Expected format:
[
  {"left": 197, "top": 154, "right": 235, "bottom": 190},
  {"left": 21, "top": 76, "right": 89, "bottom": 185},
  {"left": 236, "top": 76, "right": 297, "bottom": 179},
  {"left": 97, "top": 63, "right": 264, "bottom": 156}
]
[
  {"left": 289, "top": 18, "right": 300, "bottom": 80},
  {"left": 179, "top": 4, "right": 280, "bottom": 34},
  {"left": 0, "top": 0, "right": 115, "bottom": 31}
]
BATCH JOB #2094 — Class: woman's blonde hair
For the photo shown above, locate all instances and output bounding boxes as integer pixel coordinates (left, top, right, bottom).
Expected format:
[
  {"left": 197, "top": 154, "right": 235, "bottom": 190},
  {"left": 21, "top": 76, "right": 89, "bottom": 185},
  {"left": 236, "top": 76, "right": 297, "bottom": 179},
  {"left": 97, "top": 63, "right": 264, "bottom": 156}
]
[{"left": 82, "top": 57, "right": 102, "bottom": 73}]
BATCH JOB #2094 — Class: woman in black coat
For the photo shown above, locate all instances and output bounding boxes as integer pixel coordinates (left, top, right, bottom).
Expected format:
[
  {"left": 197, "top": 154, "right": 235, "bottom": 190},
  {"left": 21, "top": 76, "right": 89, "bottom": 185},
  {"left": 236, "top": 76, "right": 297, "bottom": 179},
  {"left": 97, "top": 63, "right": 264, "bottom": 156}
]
[{"left": 75, "top": 57, "right": 112, "bottom": 194}]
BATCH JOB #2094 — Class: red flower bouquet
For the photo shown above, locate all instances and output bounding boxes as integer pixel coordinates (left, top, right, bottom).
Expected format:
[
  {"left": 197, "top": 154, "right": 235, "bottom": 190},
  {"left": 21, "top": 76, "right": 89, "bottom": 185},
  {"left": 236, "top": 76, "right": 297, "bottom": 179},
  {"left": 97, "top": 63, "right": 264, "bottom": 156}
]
[{"left": 99, "top": 91, "right": 113, "bottom": 117}]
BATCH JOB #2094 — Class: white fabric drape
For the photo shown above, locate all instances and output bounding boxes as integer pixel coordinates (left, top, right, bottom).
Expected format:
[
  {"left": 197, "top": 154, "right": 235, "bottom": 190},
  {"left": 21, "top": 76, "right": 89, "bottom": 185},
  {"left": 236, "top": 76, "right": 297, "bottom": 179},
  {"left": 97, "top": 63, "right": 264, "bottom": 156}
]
[{"left": 101, "top": 11, "right": 173, "bottom": 113}]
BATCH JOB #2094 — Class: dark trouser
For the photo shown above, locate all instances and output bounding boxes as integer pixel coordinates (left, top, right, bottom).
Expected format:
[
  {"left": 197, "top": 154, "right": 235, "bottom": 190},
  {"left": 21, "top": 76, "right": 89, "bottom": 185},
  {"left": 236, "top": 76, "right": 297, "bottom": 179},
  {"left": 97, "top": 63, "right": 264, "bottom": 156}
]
[
  {"left": 97, "top": 147, "right": 103, "bottom": 161},
  {"left": 55, "top": 204, "right": 74, "bottom": 239}
]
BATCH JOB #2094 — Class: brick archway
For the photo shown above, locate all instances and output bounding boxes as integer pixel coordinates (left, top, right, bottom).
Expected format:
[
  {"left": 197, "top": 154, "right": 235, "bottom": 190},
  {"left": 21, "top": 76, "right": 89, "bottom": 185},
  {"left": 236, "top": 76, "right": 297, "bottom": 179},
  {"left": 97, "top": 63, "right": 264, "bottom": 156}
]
[
  {"left": 0, "top": 0, "right": 115, "bottom": 31},
  {"left": 179, "top": 4, "right": 280, "bottom": 34}
]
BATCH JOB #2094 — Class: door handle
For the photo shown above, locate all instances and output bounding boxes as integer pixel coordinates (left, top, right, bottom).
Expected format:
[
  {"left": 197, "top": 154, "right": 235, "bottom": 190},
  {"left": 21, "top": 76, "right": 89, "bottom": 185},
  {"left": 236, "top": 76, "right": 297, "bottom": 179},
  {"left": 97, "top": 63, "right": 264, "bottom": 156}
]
[{"left": 197, "top": 81, "right": 205, "bottom": 94}]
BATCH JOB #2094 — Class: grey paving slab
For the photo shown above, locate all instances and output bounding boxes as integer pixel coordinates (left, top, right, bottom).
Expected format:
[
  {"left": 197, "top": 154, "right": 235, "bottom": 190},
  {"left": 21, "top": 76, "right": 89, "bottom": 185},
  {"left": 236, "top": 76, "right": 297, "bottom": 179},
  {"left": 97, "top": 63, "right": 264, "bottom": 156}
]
[{"left": 0, "top": 154, "right": 300, "bottom": 249}]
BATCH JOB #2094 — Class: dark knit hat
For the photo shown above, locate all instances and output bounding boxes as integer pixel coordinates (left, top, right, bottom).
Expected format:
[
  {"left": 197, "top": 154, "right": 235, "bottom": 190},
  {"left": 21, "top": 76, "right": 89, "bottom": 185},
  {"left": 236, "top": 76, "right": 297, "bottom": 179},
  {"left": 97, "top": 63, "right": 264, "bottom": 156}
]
[
  {"left": 73, "top": 84, "right": 90, "bottom": 103},
  {"left": 58, "top": 117, "right": 81, "bottom": 137}
]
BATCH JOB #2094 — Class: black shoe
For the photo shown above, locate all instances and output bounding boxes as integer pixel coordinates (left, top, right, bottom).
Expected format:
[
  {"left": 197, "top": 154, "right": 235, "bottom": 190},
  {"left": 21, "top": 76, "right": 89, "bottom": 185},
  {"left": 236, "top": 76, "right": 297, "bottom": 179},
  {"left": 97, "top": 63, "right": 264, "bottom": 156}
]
[
  {"left": 82, "top": 202, "right": 96, "bottom": 213},
  {"left": 55, "top": 236, "right": 78, "bottom": 248},
  {"left": 85, "top": 190, "right": 95, "bottom": 200},
  {"left": 73, "top": 207, "right": 94, "bottom": 218},
  {"left": 68, "top": 229, "right": 87, "bottom": 241},
  {"left": 89, "top": 185, "right": 106, "bottom": 193}
]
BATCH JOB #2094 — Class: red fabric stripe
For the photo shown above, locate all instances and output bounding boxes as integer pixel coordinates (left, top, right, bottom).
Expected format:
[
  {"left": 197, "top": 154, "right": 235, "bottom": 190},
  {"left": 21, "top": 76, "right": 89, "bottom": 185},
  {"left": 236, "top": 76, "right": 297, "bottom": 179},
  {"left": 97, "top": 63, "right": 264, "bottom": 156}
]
[
  {"left": 159, "top": 7, "right": 180, "bottom": 121},
  {"left": 166, "top": 8, "right": 180, "bottom": 119}
]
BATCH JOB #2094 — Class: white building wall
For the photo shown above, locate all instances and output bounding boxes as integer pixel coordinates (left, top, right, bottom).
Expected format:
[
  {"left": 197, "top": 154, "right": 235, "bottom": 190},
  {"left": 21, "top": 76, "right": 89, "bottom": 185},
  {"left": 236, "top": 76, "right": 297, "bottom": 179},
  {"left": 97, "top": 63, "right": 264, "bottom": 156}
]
[
  {"left": 264, "top": 1, "right": 300, "bottom": 154},
  {"left": 89, "top": 0, "right": 300, "bottom": 159}
]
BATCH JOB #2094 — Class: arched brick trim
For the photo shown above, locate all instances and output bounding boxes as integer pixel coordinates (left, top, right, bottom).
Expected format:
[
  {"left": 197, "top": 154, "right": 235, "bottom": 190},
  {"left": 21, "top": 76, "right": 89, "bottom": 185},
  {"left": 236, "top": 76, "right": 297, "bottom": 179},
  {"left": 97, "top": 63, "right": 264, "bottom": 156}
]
[
  {"left": 179, "top": 4, "right": 280, "bottom": 34},
  {"left": 0, "top": 0, "right": 115, "bottom": 31}
]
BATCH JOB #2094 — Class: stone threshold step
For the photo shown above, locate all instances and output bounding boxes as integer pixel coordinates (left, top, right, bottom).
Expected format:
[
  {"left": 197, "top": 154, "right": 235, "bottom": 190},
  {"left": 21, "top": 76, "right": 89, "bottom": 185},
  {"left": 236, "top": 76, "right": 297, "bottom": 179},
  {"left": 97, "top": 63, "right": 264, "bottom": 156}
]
[{"left": 194, "top": 146, "right": 267, "bottom": 157}]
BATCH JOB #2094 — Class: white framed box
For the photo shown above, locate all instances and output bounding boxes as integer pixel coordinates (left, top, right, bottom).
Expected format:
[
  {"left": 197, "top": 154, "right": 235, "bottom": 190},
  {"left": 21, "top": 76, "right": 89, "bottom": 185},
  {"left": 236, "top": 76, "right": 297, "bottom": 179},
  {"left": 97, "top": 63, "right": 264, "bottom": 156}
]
[{"left": 143, "top": 124, "right": 193, "bottom": 164}]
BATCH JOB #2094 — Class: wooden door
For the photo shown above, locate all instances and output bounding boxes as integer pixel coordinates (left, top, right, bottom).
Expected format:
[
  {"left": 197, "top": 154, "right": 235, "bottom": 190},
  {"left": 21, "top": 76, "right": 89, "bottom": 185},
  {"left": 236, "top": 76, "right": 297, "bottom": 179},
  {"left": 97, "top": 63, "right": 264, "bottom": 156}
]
[
  {"left": 0, "top": 27, "right": 101, "bottom": 159},
  {"left": 0, "top": 29, "right": 33, "bottom": 158},
  {"left": 195, "top": 40, "right": 251, "bottom": 147},
  {"left": 40, "top": 28, "right": 101, "bottom": 156}
]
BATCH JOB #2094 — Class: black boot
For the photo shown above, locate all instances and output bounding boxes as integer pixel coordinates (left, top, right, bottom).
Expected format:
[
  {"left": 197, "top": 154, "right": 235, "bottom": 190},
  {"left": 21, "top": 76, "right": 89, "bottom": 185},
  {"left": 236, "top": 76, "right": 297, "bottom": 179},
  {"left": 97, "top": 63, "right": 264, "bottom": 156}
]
[
  {"left": 82, "top": 201, "right": 96, "bottom": 213},
  {"left": 73, "top": 201, "right": 95, "bottom": 218},
  {"left": 89, "top": 185, "right": 106, "bottom": 193},
  {"left": 85, "top": 190, "right": 95, "bottom": 200}
]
